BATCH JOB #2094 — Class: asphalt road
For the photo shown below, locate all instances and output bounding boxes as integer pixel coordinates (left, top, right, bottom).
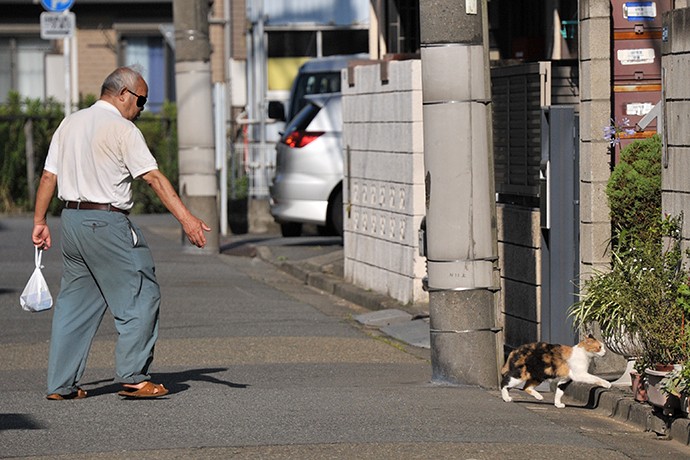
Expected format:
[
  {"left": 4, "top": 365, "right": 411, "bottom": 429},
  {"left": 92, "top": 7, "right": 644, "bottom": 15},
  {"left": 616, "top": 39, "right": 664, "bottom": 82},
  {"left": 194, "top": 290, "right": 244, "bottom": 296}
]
[{"left": 1, "top": 213, "right": 689, "bottom": 459}]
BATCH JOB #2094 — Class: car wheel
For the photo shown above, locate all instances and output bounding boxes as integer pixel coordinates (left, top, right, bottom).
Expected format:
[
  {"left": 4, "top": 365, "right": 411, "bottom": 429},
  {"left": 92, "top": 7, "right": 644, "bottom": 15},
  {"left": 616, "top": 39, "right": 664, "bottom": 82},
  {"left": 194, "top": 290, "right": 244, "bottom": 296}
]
[
  {"left": 280, "top": 222, "right": 303, "bottom": 237},
  {"left": 328, "top": 188, "right": 343, "bottom": 237}
]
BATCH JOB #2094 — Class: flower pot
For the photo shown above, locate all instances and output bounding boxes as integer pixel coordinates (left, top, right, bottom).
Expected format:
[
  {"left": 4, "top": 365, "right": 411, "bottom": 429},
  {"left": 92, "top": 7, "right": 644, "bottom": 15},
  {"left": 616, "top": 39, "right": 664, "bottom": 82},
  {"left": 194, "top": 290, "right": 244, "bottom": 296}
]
[
  {"left": 604, "top": 327, "right": 643, "bottom": 386},
  {"left": 681, "top": 394, "right": 690, "bottom": 416},
  {"left": 645, "top": 368, "right": 681, "bottom": 416},
  {"left": 631, "top": 371, "right": 647, "bottom": 403},
  {"left": 228, "top": 197, "right": 249, "bottom": 235},
  {"left": 654, "top": 363, "right": 675, "bottom": 372},
  {"left": 604, "top": 327, "right": 643, "bottom": 358}
]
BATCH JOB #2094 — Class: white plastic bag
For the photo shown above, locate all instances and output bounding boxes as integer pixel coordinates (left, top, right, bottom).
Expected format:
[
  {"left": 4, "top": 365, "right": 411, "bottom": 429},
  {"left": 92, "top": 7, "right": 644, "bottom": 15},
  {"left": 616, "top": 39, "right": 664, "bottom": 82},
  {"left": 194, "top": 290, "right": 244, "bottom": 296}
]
[{"left": 20, "top": 247, "right": 53, "bottom": 312}]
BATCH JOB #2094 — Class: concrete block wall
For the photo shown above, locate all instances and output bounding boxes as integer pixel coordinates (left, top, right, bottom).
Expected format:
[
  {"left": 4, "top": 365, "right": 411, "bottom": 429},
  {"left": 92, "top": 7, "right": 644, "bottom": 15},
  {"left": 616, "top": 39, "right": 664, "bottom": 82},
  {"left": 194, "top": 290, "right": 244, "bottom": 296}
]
[
  {"left": 579, "top": 1, "right": 613, "bottom": 277},
  {"left": 662, "top": 8, "right": 690, "bottom": 250},
  {"left": 342, "top": 60, "right": 428, "bottom": 306}
]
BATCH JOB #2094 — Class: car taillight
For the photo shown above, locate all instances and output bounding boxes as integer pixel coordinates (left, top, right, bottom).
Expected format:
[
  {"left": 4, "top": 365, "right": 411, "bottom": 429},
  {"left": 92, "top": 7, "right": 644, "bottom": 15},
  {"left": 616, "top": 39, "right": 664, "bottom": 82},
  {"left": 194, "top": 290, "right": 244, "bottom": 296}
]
[{"left": 283, "top": 131, "right": 324, "bottom": 148}]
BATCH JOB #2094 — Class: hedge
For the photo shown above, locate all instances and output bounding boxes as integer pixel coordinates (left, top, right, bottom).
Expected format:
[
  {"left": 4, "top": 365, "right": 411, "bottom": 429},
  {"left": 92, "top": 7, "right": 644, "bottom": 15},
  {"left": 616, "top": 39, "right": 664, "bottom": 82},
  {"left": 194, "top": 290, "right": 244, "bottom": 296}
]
[{"left": 0, "top": 92, "right": 178, "bottom": 215}]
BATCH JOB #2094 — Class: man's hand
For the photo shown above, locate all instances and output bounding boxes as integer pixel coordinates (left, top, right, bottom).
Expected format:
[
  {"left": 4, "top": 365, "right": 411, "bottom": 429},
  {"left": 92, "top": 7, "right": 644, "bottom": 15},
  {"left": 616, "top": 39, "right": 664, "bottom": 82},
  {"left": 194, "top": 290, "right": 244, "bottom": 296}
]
[
  {"left": 32, "top": 223, "right": 51, "bottom": 250},
  {"left": 181, "top": 215, "right": 211, "bottom": 248}
]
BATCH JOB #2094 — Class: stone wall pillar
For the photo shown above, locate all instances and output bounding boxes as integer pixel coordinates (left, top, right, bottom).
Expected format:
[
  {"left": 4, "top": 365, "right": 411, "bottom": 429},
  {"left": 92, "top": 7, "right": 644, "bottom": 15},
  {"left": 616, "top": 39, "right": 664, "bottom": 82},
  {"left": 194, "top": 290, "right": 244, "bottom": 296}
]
[
  {"left": 662, "top": 8, "right": 690, "bottom": 253},
  {"left": 579, "top": 2, "right": 612, "bottom": 277}
]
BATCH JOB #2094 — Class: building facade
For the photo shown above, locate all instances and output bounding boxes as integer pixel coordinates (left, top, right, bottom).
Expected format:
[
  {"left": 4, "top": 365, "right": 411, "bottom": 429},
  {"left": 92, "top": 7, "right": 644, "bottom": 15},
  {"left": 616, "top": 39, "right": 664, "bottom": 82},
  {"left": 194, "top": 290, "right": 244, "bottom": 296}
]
[{"left": 0, "top": 0, "right": 245, "bottom": 113}]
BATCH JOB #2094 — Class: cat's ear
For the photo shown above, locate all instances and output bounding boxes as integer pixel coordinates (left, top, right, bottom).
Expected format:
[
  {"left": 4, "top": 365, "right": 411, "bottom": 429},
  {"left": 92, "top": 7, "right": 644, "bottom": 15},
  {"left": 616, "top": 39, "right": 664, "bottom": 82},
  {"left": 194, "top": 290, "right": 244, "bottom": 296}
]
[{"left": 587, "top": 334, "right": 595, "bottom": 339}]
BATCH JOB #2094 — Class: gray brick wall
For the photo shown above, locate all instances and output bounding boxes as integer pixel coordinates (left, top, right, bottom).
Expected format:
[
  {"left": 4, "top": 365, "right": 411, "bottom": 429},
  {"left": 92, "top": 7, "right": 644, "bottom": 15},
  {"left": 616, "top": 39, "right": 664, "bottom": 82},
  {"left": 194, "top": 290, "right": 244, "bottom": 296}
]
[{"left": 662, "top": 8, "right": 690, "bottom": 249}]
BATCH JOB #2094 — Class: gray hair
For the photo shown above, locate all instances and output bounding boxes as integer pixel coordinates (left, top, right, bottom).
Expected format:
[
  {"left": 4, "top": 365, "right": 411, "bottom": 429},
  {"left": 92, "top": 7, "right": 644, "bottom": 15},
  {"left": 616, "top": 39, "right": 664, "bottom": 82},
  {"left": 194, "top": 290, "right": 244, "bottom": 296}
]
[{"left": 100, "top": 66, "right": 144, "bottom": 96}]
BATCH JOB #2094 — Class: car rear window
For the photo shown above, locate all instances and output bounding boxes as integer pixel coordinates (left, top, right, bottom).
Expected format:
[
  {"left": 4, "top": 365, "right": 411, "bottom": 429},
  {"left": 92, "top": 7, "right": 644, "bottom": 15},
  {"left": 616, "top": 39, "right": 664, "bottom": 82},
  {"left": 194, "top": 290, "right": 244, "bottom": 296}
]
[
  {"left": 283, "top": 102, "right": 321, "bottom": 136},
  {"left": 290, "top": 72, "right": 341, "bottom": 120}
]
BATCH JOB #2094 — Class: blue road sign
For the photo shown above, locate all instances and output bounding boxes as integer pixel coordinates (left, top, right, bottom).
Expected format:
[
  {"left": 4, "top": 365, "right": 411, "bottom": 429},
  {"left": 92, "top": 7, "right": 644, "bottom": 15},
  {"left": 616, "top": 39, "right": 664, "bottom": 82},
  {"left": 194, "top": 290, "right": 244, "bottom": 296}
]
[{"left": 40, "top": 0, "right": 75, "bottom": 13}]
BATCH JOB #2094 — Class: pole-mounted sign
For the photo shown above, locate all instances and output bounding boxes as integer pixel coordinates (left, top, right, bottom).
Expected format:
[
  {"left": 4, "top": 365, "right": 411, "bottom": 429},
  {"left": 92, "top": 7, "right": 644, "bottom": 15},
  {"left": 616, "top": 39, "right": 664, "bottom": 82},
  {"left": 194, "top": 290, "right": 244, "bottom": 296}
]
[
  {"left": 40, "top": 0, "right": 76, "bottom": 40},
  {"left": 40, "top": 0, "right": 75, "bottom": 13},
  {"left": 40, "top": 0, "right": 75, "bottom": 115},
  {"left": 40, "top": 12, "right": 75, "bottom": 39}
]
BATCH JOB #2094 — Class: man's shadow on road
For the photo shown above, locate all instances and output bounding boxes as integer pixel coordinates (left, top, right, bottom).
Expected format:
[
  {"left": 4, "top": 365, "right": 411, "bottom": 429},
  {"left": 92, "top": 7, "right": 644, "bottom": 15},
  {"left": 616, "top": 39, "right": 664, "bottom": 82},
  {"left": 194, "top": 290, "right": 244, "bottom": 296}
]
[{"left": 83, "top": 367, "right": 249, "bottom": 397}]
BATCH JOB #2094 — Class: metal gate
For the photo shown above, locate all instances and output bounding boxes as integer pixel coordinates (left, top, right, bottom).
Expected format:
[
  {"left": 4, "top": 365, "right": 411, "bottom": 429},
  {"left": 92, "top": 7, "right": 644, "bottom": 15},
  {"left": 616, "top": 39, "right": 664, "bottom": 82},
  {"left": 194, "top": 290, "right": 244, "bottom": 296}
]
[{"left": 540, "top": 106, "right": 579, "bottom": 344}]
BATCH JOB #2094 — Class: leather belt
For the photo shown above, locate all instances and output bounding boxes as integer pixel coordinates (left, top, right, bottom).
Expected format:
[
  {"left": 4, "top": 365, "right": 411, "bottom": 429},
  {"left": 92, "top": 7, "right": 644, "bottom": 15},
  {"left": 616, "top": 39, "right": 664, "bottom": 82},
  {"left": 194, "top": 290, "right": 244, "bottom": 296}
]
[{"left": 64, "top": 201, "right": 129, "bottom": 215}]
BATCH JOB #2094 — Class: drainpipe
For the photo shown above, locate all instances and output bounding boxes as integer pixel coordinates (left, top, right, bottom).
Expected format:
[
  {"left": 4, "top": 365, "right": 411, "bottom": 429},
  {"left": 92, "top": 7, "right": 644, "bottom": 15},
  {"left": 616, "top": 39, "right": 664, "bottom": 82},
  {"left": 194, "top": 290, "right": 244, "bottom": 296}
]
[
  {"left": 419, "top": 0, "right": 501, "bottom": 388},
  {"left": 173, "top": 0, "right": 220, "bottom": 253}
]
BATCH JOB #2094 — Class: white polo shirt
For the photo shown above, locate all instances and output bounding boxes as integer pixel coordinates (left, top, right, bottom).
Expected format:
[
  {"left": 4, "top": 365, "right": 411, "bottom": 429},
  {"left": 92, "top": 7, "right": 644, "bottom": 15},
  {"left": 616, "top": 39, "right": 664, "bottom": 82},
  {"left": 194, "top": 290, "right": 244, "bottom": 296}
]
[{"left": 44, "top": 100, "right": 158, "bottom": 211}]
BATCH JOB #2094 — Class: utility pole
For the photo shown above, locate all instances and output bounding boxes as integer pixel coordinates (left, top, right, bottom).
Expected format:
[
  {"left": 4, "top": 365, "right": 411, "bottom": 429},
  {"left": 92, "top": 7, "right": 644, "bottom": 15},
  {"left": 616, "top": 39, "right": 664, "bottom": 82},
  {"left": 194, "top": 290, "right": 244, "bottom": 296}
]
[
  {"left": 419, "top": 0, "right": 500, "bottom": 388},
  {"left": 173, "top": 0, "right": 220, "bottom": 253}
]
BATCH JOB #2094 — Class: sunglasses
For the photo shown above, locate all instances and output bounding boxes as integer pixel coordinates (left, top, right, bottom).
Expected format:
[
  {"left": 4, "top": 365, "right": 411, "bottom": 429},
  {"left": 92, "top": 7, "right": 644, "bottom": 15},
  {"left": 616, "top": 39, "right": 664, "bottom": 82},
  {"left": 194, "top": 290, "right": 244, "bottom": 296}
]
[{"left": 125, "top": 89, "right": 147, "bottom": 108}]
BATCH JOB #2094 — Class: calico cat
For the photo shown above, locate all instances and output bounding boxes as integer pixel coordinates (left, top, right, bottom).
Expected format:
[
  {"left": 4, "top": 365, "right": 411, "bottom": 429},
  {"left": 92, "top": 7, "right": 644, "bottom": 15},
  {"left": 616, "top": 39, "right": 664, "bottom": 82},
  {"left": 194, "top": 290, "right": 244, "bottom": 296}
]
[{"left": 500, "top": 334, "right": 611, "bottom": 408}]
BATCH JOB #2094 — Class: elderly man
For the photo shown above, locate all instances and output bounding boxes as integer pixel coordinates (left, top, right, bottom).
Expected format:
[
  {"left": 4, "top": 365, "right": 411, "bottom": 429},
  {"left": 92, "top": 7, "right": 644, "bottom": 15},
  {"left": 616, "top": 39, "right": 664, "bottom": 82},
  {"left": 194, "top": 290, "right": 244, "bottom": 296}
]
[{"left": 32, "top": 66, "right": 210, "bottom": 399}]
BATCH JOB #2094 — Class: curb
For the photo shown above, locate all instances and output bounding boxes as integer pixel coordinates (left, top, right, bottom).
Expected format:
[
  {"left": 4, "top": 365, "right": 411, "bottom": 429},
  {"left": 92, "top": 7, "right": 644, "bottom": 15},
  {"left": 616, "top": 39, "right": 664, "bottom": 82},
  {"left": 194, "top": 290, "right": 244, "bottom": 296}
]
[
  {"left": 257, "top": 245, "right": 412, "bottom": 313},
  {"left": 566, "top": 382, "right": 690, "bottom": 445}
]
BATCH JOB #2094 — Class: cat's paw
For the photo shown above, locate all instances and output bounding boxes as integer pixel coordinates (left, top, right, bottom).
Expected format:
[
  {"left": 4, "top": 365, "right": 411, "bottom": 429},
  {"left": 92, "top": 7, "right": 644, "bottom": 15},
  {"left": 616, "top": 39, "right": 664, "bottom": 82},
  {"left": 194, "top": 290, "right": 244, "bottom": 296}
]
[
  {"left": 501, "top": 388, "right": 513, "bottom": 402},
  {"left": 600, "top": 380, "right": 612, "bottom": 389},
  {"left": 525, "top": 388, "right": 544, "bottom": 400},
  {"left": 502, "top": 395, "right": 513, "bottom": 403},
  {"left": 554, "top": 401, "right": 566, "bottom": 409}
]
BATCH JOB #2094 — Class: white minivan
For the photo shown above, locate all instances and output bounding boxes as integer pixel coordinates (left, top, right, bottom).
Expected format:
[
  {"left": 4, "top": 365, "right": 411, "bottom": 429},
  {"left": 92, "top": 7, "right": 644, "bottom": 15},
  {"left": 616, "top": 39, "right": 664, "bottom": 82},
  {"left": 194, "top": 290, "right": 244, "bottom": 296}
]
[{"left": 268, "top": 54, "right": 366, "bottom": 237}]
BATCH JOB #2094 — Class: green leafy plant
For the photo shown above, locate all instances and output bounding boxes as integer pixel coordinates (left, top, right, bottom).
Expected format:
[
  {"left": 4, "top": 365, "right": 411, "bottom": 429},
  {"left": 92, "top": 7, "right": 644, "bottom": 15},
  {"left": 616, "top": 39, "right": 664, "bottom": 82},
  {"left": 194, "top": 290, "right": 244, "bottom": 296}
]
[
  {"left": 0, "top": 92, "right": 63, "bottom": 213},
  {"left": 0, "top": 93, "right": 178, "bottom": 214},
  {"left": 231, "top": 173, "right": 249, "bottom": 200},
  {"left": 631, "top": 215, "right": 690, "bottom": 367},
  {"left": 660, "top": 365, "right": 690, "bottom": 397},
  {"left": 606, "top": 134, "right": 662, "bottom": 245},
  {"left": 676, "top": 282, "right": 690, "bottom": 316},
  {"left": 568, "top": 252, "right": 638, "bottom": 340},
  {"left": 571, "top": 215, "right": 690, "bottom": 370}
]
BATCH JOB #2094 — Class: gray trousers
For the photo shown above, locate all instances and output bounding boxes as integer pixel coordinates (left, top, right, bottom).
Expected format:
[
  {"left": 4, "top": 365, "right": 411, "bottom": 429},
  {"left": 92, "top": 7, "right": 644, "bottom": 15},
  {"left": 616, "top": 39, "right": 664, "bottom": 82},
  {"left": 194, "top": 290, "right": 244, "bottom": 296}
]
[{"left": 47, "top": 209, "right": 161, "bottom": 395}]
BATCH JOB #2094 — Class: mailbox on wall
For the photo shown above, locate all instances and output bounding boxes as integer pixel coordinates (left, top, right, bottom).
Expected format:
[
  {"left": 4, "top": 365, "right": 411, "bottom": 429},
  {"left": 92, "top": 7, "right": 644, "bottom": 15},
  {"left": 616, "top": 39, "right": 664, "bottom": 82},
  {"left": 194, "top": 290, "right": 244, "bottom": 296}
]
[
  {"left": 613, "top": 38, "right": 662, "bottom": 82},
  {"left": 611, "top": 0, "right": 670, "bottom": 160},
  {"left": 612, "top": 0, "right": 671, "bottom": 32},
  {"left": 613, "top": 86, "right": 660, "bottom": 129}
]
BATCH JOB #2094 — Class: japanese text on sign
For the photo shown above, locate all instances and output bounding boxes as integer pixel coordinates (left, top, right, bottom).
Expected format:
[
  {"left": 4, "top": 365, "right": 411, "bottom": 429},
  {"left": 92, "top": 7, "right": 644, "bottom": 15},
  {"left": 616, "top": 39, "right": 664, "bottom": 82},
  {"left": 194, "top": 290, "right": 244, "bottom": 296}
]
[
  {"left": 40, "top": 12, "right": 75, "bottom": 40},
  {"left": 623, "top": 2, "right": 657, "bottom": 21},
  {"left": 617, "top": 48, "right": 655, "bottom": 65}
]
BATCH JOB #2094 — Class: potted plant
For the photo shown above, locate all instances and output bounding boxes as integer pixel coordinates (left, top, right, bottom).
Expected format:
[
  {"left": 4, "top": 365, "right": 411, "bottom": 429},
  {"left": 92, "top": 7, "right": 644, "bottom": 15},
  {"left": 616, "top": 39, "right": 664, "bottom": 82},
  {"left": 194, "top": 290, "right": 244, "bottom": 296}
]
[
  {"left": 568, "top": 236, "right": 643, "bottom": 352},
  {"left": 630, "top": 214, "right": 690, "bottom": 415},
  {"left": 569, "top": 135, "right": 690, "bottom": 392},
  {"left": 568, "top": 224, "right": 649, "bottom": 385},
  {"left": 228, "top": 174, "right": 249, "bottom": 235},
  {"left": 571, "top": 213, "right": 690, "bottom": 410},
  {"left": 646, "top": 256, "right": 690, "bottom": 415}
]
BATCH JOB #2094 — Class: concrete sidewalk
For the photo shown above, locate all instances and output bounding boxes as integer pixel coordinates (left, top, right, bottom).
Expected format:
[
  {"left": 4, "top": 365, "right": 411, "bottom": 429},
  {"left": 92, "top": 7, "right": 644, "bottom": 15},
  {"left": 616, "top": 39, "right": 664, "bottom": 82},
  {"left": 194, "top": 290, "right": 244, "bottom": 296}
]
[{"left": 240, "top": 226, "right": 690, "bottom": 447}]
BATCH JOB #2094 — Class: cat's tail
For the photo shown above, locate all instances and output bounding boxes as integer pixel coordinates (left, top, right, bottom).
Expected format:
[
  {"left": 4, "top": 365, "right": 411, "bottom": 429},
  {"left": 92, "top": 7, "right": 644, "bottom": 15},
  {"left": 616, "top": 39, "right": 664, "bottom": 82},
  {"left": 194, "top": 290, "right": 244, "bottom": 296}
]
[{"left": 500, "top": 352, "right": 513, "bottom": 375}]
